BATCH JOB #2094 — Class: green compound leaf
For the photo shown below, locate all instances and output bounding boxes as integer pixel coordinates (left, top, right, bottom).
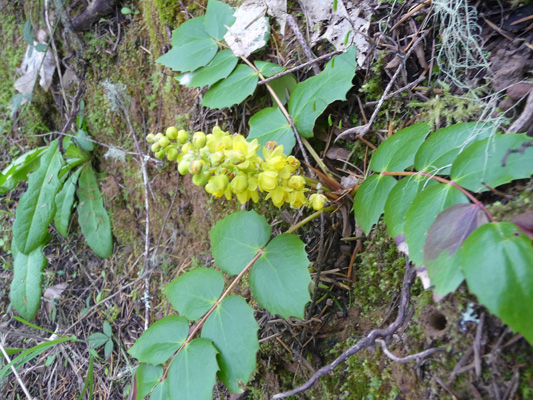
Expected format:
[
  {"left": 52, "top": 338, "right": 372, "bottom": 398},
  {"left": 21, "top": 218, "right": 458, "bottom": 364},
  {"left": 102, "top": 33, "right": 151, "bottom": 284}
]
[
  {"left": 157, "top": 17, "right": 218, "bottom": 73},
  {"left": 10, "top": 243, "right": 48, "bottom": 320},
  {"left": 254, "top": 61, "right": 285, "bottom": 77},
  {"left": 204, "top": 0, "right": 235, "bottom": 40},
  {"left": 269, "top": 73, "right": 297, "bottom": 106},
  {"left": 250, "top": 234, "right": 311, "bottom": 319},
  {"left": 189, "top": 50, "right": 238, "bottom": 88},
  {"left": 450, "top": 133, "right": 533, "bottom": 192},
  {"left": 288, "top": 46, "right": 357, "bottom": 137},
  {"left": 150, "top": 380, "right": 169, "bottom": 400},
  {"left": 210, "top": 210, "right": 271, "bottom": 276},
  {"left": 202, "top": 296, "right": 259, "bottom": 393},
  {"left": 166, "top": 338, "right": 219, "bottom": 400},
  {"left": 370, "top": 123, "right": 431, "bottom": 172},
  {"left": 248, "top": 107, "right": 294, "bottom": 155},
  {"left": 77, "top": 165, "right": 113, "bottom": 258},
  {"left": 13, "top": 141, "right": 63, "bottom": 254},
  {"left": 415, "top": 122, "right": 493, "bottom": 175},
  {"left": 0, "top": 146, "right": 47, "bottom": 194},
  {"left": 133, "top": 363, "right": 163, "bottom": 400},
  {"left": 201, "top": 64, "right": 259, "bottom": 109},
  {"left": 404, "top": 184, "right": 469, "bottom": 266},
  {"left": 353, "top": 174, "right": 397, "bottom": 235},
  {"left": 165, "top": 268, "right": 225, "bottom": 321},
  {"left": 424, "top": 203, "right": 489, "bottom": 298},
  {"left": 128, "top": 315, "right": 189, "bottom": 365},
  {"left": 461, "top": 222, "right": 533, "bottom": 345},
  {"left": 54, "top": 168, "right": 82, "bottom": 238},
  {"left": 384, "top": 175, "right": 437, "bottom": 240},
  {"left": 87, "top": 332, "right": 109, "bottom": 349}
]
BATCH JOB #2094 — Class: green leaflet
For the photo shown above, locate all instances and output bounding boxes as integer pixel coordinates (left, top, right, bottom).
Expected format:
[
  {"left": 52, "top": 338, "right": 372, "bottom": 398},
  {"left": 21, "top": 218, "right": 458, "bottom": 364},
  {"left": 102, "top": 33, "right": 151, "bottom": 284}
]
[
  {"left": 201, "top": 296, "right": 259, "bottom": 393},
  {"left": 165, "top": 268, "right": 225, "bottom": 321},
  {"left": 54, "top": 168, "right": 82, "bottom": 237},
  {"left": 269, "top": 73, "right": 297, "bottom": 106},
  {"left": 77, "top": 165, "right": 113, "bottom": 258},
  {"left": 461, "top": 222, "right": 533, "bottom": 345},
  {"left": 74, "top": 129, "right": 94, "bottom": 152},
  {"left": 157, "top": 17, "right": 218, "bottom": 73},
  {"left": 415, "top": 122, "right": 493, "bottom": 175},
  {"left": 288, "top": 46, "right": 357, "bottom": 137},
  {"left": 209, "top": 210, "right": 271, "bottom": 275},
  {"left": 404, "top": 184, "right": 469, "bottom": 266},
  {"left": 249, "top": 234, "right": 311, "bottom": 319},
  {"left": 353, "top": 174, "right": 397, "bottom": 235},
  {"left": 166, "top": 338, "right": 219, "bottom": 400},
  {"left": 204, "top": 0, "right": 235, "bottom": 41},
  {"left": 383, "top": 175, "right": 437, "bottom": 240},
  {"left": 248, "top": 107, "right": 294, "bottom": 155},
  {"left": 254, "top": 61, "right": 285, "bottom": 77},
  {"left": 13, "top": 141, "right": 64, "bottom": 254},
  {"left": 450, "top": 133, "right": 533, "bottom": 192},
  {"left": 10, "top": 243, "right": 48, "bottom": 320},
  {"left": 133, "top": 364, "right": 163, "bottom": 400},
  {"left": 188, "top": 50, "right": 238, "bottom": 88},
  {"left": 150, "top": 380, "right": 169, "bottom": 400},
  {"left": 424, "top": 203, "right": 489, "bottom": 297},
  {"left": 369, "top": 123, "right": 431, "bottom": 172},
  {"left": 128, "top": 315, "right": 189, "bottom": 365},
  {"left": 0, "top": 146, "right": 47, "bottom": 194},
  {"left": 201, "top": 64, "right": 259, "bottom": 109}
]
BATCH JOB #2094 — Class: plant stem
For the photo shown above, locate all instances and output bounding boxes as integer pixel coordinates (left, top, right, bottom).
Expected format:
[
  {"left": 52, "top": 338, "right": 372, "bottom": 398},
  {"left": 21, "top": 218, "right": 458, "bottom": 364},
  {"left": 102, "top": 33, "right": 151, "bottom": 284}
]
[
  {"left": 183, "top": 249, "right": 263, "bottom": 348},
  {"left": 240, "top": 57, "right": 334, "bottom": 179},
  {"left": 286, "top": 206, "right": 337, "bottom": 234},
  {"left": 381, "top": 171, "right": 495, "bottom": 222}
]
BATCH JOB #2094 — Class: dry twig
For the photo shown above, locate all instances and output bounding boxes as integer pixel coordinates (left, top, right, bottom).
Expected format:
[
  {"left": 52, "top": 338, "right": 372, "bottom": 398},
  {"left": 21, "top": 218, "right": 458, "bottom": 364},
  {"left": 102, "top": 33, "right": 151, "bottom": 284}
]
[{"left": 336, "top": 34, "right": 428, "bottom": 141}]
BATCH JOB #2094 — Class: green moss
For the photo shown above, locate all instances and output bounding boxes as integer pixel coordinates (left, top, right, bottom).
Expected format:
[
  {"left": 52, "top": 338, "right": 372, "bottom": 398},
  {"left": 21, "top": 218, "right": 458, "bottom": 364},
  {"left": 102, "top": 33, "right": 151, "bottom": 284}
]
[{"left": 353, "top": 222, "right": 405, "bottom": 312}]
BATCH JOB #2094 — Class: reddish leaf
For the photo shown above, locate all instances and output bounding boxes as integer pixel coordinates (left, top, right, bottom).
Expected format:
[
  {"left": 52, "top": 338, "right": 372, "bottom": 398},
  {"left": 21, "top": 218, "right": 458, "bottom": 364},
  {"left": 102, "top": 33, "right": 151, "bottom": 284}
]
[
  {"left": 424, "top": 203, "right": 489, "bottom": 262},
  {"left": 424, "top": 203, "right": 489, "bottom": 297}
]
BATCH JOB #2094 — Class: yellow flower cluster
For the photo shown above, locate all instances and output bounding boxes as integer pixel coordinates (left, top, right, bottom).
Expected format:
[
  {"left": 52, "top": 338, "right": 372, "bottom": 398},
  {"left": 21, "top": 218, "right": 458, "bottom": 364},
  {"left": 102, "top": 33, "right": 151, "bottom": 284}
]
[{"left": 146, "top": 126, "right": 328, "bottom": 210}]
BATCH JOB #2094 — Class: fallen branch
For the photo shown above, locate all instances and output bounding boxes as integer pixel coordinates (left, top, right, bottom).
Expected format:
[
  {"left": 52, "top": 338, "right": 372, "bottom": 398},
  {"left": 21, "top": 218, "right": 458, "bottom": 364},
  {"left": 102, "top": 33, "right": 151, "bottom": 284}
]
[{"left": 273, "top": 260, "right": 417, "bottom": 399}]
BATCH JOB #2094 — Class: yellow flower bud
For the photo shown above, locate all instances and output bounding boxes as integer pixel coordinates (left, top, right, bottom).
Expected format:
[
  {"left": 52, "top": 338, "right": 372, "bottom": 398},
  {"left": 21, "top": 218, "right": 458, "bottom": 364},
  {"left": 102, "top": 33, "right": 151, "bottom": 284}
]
[
  {"left": 151, "top": 143, "right": 161, "bottom": 153},
  {"left": 166, "top": 147, "right": 179, "bottom": 161},
  {"left": 192, "top": 131, "right": 207, "bottom": 149},
  {"left": 288, "top": 175, "right": 305, "bottom": 191},
  {"left": 309, "top": 194, "right": 328, "bottom": 211},
  {"left": 178, "top": 159, "right": 190, "bottom": 175},
  {"left": 146, "top": 133, "right": 156, "bottom": 143},
  {"left": 287, "top": 156, "right": 300, "bottom": 169},
  {"left": 210, "top": 151, "right": 225, "bottom": 166},
  {"left": 158, "top": 136, "right": 171, "bottom": 148},
  {"left": 192, "top": 172, "right": 209, "bottom": 186},
  {"left": 189, "top": 160, "right": 204, "bottom": 175},
  {"left": 258, "top": 171, "right": 278, "bottom": 191},
  {"left": 154, "top": 133, "right": 164, "bottom": 141},
  {"left": 214, "top": 174, "right": 229, "bottom": 191},
  {"left": 177, "top": 130, "right": 189, "bottom": 144},
  {"left": 155, "top": 150, "right": 166, "bottom": 159},
  {"left": 232, "top": 175, "right": 248, "bottom": 194},
  {"left": 166, "top": 126, "right": 179, "bottom": 140},
  {"left": 181, "top": 142, "right": 193, "bottom": 153}
]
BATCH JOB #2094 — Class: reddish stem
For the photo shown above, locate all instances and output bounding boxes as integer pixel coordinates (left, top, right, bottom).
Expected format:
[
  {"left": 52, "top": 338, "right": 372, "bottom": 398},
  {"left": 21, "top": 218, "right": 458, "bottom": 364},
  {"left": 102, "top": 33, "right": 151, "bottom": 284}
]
[
  {"left": 381, "top": 171, "right": 495, "bottom": 222},
  {"left": 161, "top": 250, "right": 263, "bottom": 380}
]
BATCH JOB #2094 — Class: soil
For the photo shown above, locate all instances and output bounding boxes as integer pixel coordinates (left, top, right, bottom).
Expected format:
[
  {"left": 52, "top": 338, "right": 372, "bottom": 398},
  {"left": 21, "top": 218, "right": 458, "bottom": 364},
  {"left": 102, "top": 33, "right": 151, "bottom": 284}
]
[{"left": 0, "top": 1, "right": 532, "bottom": 399}]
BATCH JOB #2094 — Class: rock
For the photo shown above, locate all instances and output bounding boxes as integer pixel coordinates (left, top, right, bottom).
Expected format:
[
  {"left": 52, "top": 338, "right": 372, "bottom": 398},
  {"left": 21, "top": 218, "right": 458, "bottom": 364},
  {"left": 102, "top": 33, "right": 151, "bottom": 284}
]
[{"left": 507, "top": 82, "right": 533, "bottom": 101}]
